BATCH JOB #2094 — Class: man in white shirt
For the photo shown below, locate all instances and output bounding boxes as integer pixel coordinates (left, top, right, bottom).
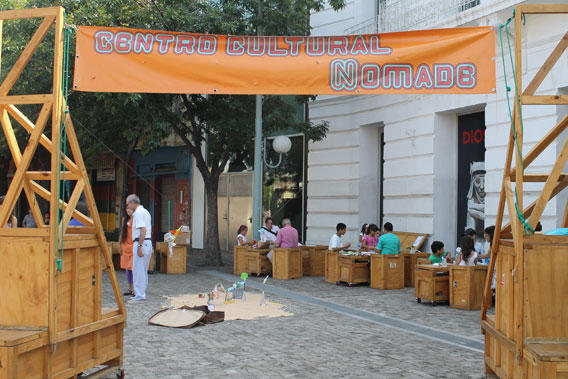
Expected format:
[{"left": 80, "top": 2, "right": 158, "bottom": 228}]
[
  {"left": 126, "top": 194, "right": 153, "bottom": 303},
  {"left": 329, "top": 223, "right": 350, "bottom": 253}
]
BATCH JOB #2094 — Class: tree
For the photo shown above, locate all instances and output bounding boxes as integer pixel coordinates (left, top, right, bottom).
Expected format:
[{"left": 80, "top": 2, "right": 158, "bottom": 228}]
[{"left": 4, "top": 0, "right": 346, "bottom": 265}]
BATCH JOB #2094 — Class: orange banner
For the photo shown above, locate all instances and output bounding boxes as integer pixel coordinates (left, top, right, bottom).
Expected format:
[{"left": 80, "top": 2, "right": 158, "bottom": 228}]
[{"left": 73, "top": 26, "right": 495, "bottom": 95}]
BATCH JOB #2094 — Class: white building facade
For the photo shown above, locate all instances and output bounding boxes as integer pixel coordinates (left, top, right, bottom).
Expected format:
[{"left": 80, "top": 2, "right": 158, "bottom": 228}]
[{"left": 306, "top": 0, "right": 568, "bottom": 249}]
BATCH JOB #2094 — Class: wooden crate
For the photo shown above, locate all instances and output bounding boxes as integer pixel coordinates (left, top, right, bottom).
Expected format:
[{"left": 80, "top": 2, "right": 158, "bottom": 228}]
[
  {"left": 370, "top": 254, "right": 404, "bottom": 290},
  {"left": 0, "top": 231, "right": 124, "bottom": 379},
  {"left": 159, "top": 245, "right": 186, "bottom": 274},
  {"left": 273, "top": 248, "right": 302, "bottom": 280},
  {"left": 337, "top": 255, "right": 370, "bottom": 286},
  {"left": 325, "top": 250, "right": 339, "bottom": 283},
  {"left": 301, "top": 245, "right": 326, "bottom": 276},
  {"left": 403, "top": 252, "right": 430, "bottom": 287},
  {"left": 233, "top": 245, "right": 248, "bottom": 275},
  {"left": 414, "top": 265, "right": 450, "bottom": 305},
  {"left": 449, "top": 265, "right": 488, "bottom": 310},
  {"left": 242, "top": 248, "right": 272, "bottom": 276},
  {"left": 482, "top": 236, "right": 568, "bottom": 378}
]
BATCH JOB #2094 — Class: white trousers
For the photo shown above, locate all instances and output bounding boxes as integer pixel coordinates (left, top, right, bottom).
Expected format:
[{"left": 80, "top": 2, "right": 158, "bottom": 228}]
[{"left": 132, "top": 240, "right": 152, "bottom": 300}]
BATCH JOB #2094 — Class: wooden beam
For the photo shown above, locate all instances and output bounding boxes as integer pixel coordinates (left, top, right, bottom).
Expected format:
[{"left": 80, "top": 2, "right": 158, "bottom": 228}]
[
  {"left": 47, "top": 8, "right": 64, "bottom": 355},
  {"left": 510, "top": 108, "right": 568, "bottom": 178},
  {"left": 0, "top": 16, "right": 55, "bottom": 96},
  {"left": 523, "top": 32, "right": 568, "bottom": 96},
  {"left": 513, "top": 173, "right": 568, "bottom": 182},
  {"left": 0, "top": 7, "right": 61, "bottom": 20},
  {"left": 527, "top": 135, "right": 568, "bottom": 230},
  {"left": 55, "top": 315, "right": 125, "bottom": 343},
  {"left": 522, "top": 95, "right": 568, "bottom": 105},
  {"left": 563, "top": 199, "right": 568, "bottom": 228},
  {"left": 5, "top": 105, "right": 78, "bottom": 172},
  {"left": 25, "top": 171, "right": 81, "bottom": 181},
  {"left": 0, "top": 94, "right": 52, "bottom": 104},
  {"left": 519, "top": 4, "right": 568, "bottom": 14}
]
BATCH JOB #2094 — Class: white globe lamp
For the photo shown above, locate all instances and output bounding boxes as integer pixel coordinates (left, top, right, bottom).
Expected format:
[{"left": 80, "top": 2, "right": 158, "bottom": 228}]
[{"left": 272, "top": 135, "right": 292, "bottom": 154}]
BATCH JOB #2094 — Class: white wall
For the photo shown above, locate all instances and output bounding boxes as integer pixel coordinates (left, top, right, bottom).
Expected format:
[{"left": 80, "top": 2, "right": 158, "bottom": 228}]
[{"left": 306, "top": 1, "right": 568, "bottom": 247}]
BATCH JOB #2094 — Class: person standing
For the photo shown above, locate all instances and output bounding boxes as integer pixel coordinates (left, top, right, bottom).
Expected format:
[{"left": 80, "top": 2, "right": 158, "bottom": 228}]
[
  {"left": 126, "top": 194, "right": 152, "bottom": 303},
  {"left": 119, "top": 208, "right": 134, "bottom": 296},
  {"left": 22, "top": 208, "right": 36, "bottom": 228}
]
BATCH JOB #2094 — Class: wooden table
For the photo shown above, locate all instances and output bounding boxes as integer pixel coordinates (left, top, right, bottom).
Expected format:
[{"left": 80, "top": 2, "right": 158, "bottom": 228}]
[
  {"left": 414, "top": 264, "right": 450, "bottom": 306},
  {"left": 403, "top": 252, "right": 430, "bottom": 287},
  {"left": 242, "top": 248, "right": 272, "bottom": 276},
  {"left": 449, "top": 265, "right": 488, "bottom": 310},
  {"left": 301, "top": 245, "right": 326, "bottom": 276},
  {"left": 370, "top": 254, "right": 404, "bottom": 290},
  {"left": 159, "top": 245, "right": 186, "bottom": 274},
  {"left": 325, "top": 250, "right": 339, "bottom": 283},
  {"left": 233, "top": 245, "right": 249, "bottom": 275},
  {"left": 337, "top": 254, "right": 370, "bottom": 286}
]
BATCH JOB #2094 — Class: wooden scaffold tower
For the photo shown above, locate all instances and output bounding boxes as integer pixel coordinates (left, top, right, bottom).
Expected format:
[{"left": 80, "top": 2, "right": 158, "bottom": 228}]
[
  {"left": 481, "top": 3, "right": 568, "bottom": 378},
  {"left": 0, "top": 7, "right": 125, "bottom": 379}
]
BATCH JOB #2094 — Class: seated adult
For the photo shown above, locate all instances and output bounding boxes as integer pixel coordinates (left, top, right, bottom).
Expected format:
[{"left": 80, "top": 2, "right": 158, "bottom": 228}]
[
  {"left": 268, "top": 218, "right": 298, "bottom": 262},
  {"left": 372, "top": 222, "right": 400, "bottom": 254},
  {"left": 259, "top": 217, "right": 279, "bottom": 246}
]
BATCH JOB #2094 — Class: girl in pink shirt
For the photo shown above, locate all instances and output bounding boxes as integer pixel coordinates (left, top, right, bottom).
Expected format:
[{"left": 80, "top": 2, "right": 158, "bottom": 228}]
[{"left": 362, "top": 224, "right": 379, "bottom": 251}]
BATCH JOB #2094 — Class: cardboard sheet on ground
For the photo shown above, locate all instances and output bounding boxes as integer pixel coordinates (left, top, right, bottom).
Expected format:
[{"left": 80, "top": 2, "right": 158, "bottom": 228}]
[{"left": 167, "top": 293, "right": 293, "bottom": 321}]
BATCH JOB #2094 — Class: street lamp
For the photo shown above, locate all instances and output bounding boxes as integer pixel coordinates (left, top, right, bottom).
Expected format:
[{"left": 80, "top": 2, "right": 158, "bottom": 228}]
[{"left": 264, "top": 135, "right": 292, "bottom": 169}]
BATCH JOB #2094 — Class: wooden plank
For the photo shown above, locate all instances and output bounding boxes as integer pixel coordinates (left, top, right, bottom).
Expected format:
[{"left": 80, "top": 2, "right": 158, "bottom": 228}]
[
  {"left": 0, "top": 94, "right": 51, "bottom": 104},
  {"left": 71, "top": 248, "right": 79, "bottom": 370},
  {"left": 55, "top": 315, "right": 125, "bottom": 343},
  {"left": 0, "top": 16, "right": 55, "bottom": 95},
  {"left": 515, "top": 173, "right": 568, "bottom": 182},
  {"left": 563, "top": 198, "right": 568, "bottom": 228},
  {"left": 527, "top": 134, "right": 568, "bottom": 230},
  {"left": 523, "top": 32, "right": 568, "bottom": 96},
  {"left": 0, "top": 7, "right": 61, "bottom": 20},
  {"left": 5, "top": 105, "right": 78, "bottom": 172},
  {"left": 520, "top": 4, "right": 568, "bottom": 14},
  {"left": 25, "top": 171, "right": 81, "bottom": 181},
  {"left": 522, "top": 95, "right": 568, "bottom": 105},
  {"left": 510, "top": 112, "right": 568, "bottom": 178},
  {"left": 482, "top": 320, "right": 517, "bottom": 353}
]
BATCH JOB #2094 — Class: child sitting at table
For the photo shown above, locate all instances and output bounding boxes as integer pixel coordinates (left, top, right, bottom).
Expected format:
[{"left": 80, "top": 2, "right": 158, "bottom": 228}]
[
  {"left": 361, "top": 224, "right": 379, "bottom": 251},
  {"left": 329, "top": 223, "right": 351, "bottom": 253},
  {"left": 456, "top": 235, "right": 477, "bottom": 266},
  {"left": 428, "top": 241, "right": 449, "bottom": 263}
]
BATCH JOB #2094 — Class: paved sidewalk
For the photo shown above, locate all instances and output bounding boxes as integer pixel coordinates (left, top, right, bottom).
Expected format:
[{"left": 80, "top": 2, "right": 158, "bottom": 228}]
[{"left": 95, "top": 266, "right": 489, "bottom": 378}]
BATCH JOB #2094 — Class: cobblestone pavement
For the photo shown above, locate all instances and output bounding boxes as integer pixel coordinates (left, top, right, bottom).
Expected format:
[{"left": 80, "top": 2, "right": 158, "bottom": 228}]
[{"left": 94, "top": 261, "right": 490, "bottom": 378}]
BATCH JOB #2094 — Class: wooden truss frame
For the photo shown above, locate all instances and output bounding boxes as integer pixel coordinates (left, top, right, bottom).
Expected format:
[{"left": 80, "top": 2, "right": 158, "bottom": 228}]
[
  {"left": 0, "top": 5, "right": 124, "bottom": 352},
  {"left": 481, "top": 2, "right": 568, "bottom": 359}
]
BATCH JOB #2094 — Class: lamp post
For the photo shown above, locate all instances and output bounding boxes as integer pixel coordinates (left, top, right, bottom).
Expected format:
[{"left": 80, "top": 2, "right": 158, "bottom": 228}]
[
  {"left": 253, "top": 135, "right": 292, "bottom": 240},
  {"left": 252, "top": 0, "right": 264, "bottom": 241}
]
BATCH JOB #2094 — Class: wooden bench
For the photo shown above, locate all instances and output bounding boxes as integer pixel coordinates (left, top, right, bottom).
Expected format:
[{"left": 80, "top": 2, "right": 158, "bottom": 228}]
[
  {"left": 523, "top": 339, "right": 568, "bottom": 378},
  {"left": 370, "top": 254, "right": 404, "bottom": 290},
  {"left": 233, "top": 245, "right": 248, "bottom": 275},
  {"left": 300, "top": 245, "right": 327, "bottom": 276},
  {"left": 449, "top": 265, "right": 488, "bottom": 310},
  {"left": 273, "top": 248, "right": 302, "bottom": 279}
]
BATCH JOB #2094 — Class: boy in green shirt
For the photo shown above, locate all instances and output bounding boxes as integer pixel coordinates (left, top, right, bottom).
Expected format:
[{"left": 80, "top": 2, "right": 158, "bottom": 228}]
[{"left": 428, "top": 241, "right": 449, "bottom": 263}]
